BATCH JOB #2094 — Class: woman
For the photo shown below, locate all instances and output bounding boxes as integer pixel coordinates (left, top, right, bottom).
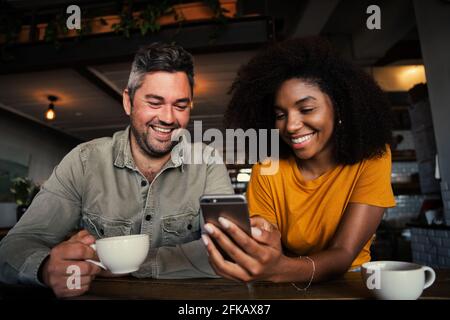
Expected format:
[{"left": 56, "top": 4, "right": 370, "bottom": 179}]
[{"left": 201, "top": 37, "right": 396, "bottom": 285}]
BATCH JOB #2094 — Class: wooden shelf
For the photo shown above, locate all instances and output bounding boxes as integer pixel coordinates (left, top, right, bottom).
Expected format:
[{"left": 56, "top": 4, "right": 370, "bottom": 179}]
[
  {"left": 392, "top": 181, "right": 421, "bottom": 195},
  {"left": 392, "top": 149, "right": 416, "bottom": 162}
]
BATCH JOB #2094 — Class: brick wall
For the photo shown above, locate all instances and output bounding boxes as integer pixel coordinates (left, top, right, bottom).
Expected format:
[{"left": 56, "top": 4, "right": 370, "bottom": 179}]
[
  {"left": 410, "top": 227, "right": 450, "bottom": 267},
  {"left": 384, "top": 195, "right": 425, "bottom": 228}
]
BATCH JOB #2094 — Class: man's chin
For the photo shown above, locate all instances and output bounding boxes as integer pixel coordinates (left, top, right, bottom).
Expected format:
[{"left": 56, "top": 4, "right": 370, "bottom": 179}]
[{"left": 145, "top": 141, "right": 176, "bottom": 157}]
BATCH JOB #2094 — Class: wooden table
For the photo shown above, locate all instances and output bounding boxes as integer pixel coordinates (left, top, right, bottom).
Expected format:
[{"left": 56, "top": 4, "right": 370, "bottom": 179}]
[{"left": 3, "top": 269, "right": 449, "bottom": 300}]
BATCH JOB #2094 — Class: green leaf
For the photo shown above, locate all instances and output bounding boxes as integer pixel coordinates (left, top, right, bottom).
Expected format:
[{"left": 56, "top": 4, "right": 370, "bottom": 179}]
[{"left": 140, "top": 23, "right": 149, "bottom": 35}]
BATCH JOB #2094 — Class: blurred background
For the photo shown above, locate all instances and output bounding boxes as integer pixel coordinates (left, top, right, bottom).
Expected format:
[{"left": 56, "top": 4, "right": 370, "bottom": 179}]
[{"left": 1, "top": 0, "right": 450, "bottom": 268}]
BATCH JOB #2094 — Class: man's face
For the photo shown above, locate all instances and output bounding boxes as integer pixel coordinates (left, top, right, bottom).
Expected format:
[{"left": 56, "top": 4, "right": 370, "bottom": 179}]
[{"left": 124, "top": 71, "right": 192, "bottom": 157}]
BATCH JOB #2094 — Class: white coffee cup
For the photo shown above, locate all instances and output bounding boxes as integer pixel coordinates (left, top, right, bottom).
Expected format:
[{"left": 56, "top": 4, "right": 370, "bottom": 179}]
[
  {"left": 361, "top": 261, "right": 436, "bottom": 300},
  {"left": 86, "top": 234, "right": 149, "bottom": 274}
]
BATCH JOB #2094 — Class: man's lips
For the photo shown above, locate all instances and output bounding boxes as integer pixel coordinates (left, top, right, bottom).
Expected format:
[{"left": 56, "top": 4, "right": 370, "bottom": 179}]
[
  {"left": 151, "top": 125, "right": 174, "bottom": 133},
  {"left": 149, "top": 125, "right": 177, "bottom": 140}
]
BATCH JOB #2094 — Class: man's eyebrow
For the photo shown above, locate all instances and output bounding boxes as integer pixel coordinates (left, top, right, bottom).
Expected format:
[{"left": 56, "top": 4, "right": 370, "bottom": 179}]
[
  {"left": 174, "top": 97, "right": 191, "bottom": 104},
  {"left": 144, "top": 94, "right": 164, "bottom": 101},
  {"left": 295, "top": 96, "right": 316, "bottom": 104},
  {"left": 143, "top": 95, "right": 191, "bottom": 103}
]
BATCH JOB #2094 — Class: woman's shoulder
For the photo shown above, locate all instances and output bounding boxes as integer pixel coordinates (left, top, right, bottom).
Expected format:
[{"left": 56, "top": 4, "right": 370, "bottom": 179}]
[
  {"left": 342, "top": 145, "right": 393, "bottom": 184},
  {"left": 360, "top": 145, "right": 392, "bottom": 169}
]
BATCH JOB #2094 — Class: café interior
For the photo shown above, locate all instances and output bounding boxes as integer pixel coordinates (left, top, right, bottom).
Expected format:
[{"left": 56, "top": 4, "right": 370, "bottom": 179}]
[{"left": 0, "top": 0, "right": 450, "bottom": 300}]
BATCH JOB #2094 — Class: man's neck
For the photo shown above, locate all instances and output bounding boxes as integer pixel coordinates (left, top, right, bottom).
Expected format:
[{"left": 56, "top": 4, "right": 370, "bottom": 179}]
[{"left": 129, "top": 133, "right": 171, "bottom": 182}]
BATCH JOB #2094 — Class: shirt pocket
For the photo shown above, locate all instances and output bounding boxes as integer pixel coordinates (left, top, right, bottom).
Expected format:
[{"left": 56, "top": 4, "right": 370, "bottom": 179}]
[
  {"left": 161, "top": 207, "right": 201, "bottom": 246},
  {"left": 81, "top": 212, "right": 132, "bottom": 239}
]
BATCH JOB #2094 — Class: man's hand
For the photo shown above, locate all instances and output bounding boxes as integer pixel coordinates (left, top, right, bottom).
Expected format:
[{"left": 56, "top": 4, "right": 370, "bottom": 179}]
[{"left": 40, "top": 230, "right": 102, "bottom": 298}]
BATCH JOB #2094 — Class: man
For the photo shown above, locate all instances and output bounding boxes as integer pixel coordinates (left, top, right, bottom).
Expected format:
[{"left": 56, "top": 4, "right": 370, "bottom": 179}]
[{"left": 0, "top": 43, "right": 233, "bottom": 297}]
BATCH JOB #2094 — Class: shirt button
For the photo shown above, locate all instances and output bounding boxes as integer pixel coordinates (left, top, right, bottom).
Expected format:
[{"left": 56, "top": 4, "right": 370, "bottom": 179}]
[
  {"left": 100, "top": 229, "right": 105, "bottom": 235},
  {"left": 187, "top": 224, "right": 192, "bottom": 230},
  {"left": 145, "top": 215, "right": 151, "bottom": 221},
  {"left": 141, "top": 180, "right": 147, "bottom": 187}
]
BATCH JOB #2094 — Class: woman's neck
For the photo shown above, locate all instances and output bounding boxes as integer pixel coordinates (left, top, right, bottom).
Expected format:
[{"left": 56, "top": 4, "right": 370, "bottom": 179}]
[{"left": 295, "top": 147, "right": 336, "bottom": 181}]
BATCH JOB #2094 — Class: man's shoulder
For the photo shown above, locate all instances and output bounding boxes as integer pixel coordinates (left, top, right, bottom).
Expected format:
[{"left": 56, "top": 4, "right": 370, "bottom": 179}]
[
  {"left": 178, "top": 141, "right": 222, "bottom": 166},
  {"left": 78, "top": 136, "right": 113, "bottom": 151},
  {"left": 75, "top": 129, "right": 125, "bottom": 161}
]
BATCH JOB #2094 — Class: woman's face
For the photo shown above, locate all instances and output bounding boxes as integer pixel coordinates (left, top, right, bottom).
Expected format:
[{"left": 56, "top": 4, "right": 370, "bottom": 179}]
[{"left": 274, "top": 78, "right": 335, "bottom": 161}]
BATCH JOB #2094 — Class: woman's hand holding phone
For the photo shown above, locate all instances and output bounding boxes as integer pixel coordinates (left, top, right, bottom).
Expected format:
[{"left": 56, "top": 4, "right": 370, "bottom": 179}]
[{"left": 202, "top": 215, "right": 287, "bottom": 282}]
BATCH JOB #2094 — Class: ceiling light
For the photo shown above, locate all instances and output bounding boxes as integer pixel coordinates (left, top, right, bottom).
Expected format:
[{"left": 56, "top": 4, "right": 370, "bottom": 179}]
[
  {"left": 371, "top": 65, "right": 426, "bottom": 92},
  {"left": 45, "top": 95, "right": 58, "bottom": 121}
]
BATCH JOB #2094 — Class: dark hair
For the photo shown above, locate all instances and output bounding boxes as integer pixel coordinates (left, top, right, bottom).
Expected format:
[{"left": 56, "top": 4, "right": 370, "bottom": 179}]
[
  {"left": 224, "top": 37, "right": 392, "bottom": 164},
  {"left": 127, "top": 42, "right": 194, "bottom": 102}
]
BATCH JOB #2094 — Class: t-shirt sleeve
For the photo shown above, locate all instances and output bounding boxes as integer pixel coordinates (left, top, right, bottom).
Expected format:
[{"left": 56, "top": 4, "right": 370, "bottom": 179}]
[
  {"left": 349, "top": 147, "right": 396, "bottom": 208},
  {"left": 246, "top": 163, "right": 278, "bottom": 226}
]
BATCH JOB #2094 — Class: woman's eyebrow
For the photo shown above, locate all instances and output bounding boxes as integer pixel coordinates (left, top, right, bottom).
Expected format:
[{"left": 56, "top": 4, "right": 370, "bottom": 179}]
[
  {"left": 273, "top": 105, "right": 284, "bottom": 111},
  {"left": 295, "top": 96, "right": 316, "bottom": 105}
]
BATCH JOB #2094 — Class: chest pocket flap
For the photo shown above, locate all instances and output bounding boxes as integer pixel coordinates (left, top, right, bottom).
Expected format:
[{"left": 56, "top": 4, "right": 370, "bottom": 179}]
[
  {"left": 161, "top": 208, "right": 200, "bottom": 246},
  {"left": 81, "top": 212, "right": 132, "bottom": 239}
]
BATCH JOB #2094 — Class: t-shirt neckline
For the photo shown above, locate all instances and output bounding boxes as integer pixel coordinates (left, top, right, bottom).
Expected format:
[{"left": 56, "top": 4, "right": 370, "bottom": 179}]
[{"left": 289, "top": 156, "right": 339, "bottom": 189}]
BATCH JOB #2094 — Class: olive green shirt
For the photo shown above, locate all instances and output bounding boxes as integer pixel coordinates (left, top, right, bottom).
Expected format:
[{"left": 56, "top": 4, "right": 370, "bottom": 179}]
[{"left": 0, "top": 127, "right": 233, "bottom": 286}]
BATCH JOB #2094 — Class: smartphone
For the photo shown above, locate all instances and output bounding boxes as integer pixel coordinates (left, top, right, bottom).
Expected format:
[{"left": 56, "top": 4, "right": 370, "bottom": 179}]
[
  {"left": 200, "top": 194, "right": 252, "bottom": 261},
  {"left": 200, "top": 194, "right": 251, "bottom": 235}
]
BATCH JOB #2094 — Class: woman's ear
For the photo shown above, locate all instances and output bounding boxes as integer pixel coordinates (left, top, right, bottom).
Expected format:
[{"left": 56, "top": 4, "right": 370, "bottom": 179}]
[{"left": 123, "top": 89, "right": 132, "bottom": 116}]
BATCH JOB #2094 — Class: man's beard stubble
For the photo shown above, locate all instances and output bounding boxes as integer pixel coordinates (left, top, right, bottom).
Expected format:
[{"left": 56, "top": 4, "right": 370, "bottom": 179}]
[{"left": 130, "top": 123, "right": 178, "bottom": 158}]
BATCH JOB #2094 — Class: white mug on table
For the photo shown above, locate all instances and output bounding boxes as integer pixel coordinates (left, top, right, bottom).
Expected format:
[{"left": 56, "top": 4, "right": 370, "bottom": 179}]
[
  {"left": 86, "top": 234, "right": 149, "bottom": 274},
  {"left": 361, "top": 260, "right": 436, "bottom": 300}
]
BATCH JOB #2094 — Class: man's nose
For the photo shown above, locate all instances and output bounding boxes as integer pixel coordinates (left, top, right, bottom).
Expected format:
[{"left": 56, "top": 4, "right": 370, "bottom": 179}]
[{"left": 158, "top": 105, "right": 175, "bottom": 125}]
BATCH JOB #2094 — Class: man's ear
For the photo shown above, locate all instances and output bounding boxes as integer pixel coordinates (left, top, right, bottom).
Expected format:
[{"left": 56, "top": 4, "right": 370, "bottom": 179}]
[{"left": 123, "top": 89, "right": 132, "bottom": 116}]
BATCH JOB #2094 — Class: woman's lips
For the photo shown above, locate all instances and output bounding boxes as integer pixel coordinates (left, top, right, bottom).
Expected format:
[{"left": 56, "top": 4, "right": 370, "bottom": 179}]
[{"left": 290, "top": 132, "right": 316, "bottom": 149}]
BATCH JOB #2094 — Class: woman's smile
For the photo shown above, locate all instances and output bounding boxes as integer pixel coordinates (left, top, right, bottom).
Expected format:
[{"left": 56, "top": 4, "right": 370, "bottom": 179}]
[{"left": 290, "top": 132, "right": 317, "bottom": 149}]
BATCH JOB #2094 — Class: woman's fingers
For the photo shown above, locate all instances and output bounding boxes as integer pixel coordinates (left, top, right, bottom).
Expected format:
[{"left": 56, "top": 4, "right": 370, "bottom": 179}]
[
  {"left": 202, "top": 217, "right": 284, "bottom": 280},
  {"left": 250, "top": 216, "right": 276, "bottom": 232},
  {"left": 250, "top": 217, "right": 282, "bottom": 247},
  {"left": 204, "top": 223, "right": 255, "bottom": 265},
  {"left": 205, "top": 221, "right": 280, "bottom": 278},
  {"left": 202, "top": 234, "right": 253, "bottom": 282},
  {"left": 214, "top": 218, "right": 275, "bottom": 259}
]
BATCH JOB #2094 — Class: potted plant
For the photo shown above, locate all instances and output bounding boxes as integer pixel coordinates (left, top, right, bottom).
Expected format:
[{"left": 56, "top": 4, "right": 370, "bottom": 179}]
[{"left": 10, "top": 177, "right": 39, "bottom": 222}]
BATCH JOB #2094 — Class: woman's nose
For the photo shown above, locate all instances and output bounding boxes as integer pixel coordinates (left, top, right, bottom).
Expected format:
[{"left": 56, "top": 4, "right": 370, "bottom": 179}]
[{"left": 286, "top": 114, "right": 303, "bottom": 133}]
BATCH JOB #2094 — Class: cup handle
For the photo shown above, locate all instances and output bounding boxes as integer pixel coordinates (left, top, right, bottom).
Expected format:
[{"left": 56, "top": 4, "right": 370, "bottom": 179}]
[
  {"left": 86, "top": 243, "right": 107, "bottom": 270},
  {"left": 422, "top": 266, "right": 436, "bottom": 289}
]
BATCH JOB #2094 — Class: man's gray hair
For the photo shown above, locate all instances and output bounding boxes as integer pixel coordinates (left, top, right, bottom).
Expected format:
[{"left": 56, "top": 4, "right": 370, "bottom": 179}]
[{"left": 127, "top": 42, "right": 194, "bottom": 103}]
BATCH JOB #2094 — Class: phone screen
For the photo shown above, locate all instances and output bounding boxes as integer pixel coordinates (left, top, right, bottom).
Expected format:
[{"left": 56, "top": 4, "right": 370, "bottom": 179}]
[{"left": 200, "top": 194, "right": 252, "bottom": 261}]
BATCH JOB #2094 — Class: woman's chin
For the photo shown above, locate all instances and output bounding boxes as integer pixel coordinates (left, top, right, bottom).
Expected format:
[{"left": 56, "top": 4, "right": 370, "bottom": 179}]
[{"left": 293, "top": 149, "right": 313, "bottom": 160}]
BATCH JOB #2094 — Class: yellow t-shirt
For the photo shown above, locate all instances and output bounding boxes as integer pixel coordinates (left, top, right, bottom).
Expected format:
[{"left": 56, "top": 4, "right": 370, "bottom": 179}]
[{"left": 247, "top": 149, "right": 396, "bottom": 268}]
